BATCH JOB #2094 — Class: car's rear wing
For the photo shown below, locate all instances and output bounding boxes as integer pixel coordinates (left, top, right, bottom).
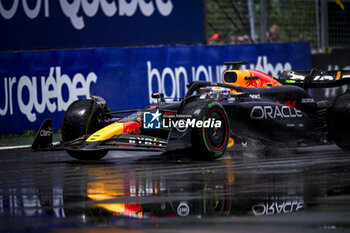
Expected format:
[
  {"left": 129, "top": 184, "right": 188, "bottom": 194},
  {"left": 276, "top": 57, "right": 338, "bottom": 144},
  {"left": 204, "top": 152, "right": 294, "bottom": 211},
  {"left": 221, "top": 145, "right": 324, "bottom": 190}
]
[{"left": 277, "top": 69, "right": 350, "bottom": 88}]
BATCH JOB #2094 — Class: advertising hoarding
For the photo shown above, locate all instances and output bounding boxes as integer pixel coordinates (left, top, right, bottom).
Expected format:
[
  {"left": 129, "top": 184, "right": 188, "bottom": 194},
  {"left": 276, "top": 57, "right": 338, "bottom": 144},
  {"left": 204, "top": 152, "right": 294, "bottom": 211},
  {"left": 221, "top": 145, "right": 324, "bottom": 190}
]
[
  {"left": 0, "top": 0, "right": 204, "bottom": 50},
  {"left": 0, "top": 42, "right": 311, "bottom": 134}
]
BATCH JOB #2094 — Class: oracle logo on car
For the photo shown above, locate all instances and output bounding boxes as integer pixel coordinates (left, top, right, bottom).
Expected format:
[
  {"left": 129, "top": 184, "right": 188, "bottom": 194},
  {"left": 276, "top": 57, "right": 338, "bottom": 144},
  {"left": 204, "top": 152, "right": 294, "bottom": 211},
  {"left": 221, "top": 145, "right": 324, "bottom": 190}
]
[
  {"left": 0, "top": 0, "right": 174, "bottom": 30},
  {"left": 250, "top": 105, "right": 303, "bottom": 119}
]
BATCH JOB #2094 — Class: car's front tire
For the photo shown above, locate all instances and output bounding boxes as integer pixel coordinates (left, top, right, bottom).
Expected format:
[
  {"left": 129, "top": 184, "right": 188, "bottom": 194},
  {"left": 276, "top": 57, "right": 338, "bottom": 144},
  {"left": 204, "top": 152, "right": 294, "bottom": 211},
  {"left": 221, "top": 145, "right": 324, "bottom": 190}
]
[
  {"left": 62, "top": 99, "right": 93, "bottom": 142},
  {"left": 62, "top": 99, "right": 109, "bottom": 160}
]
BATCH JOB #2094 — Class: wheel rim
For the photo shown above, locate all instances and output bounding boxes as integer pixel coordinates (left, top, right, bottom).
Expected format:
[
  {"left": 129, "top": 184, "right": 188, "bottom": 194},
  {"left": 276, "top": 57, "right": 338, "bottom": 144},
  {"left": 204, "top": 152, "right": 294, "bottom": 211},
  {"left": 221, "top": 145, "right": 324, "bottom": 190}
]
[{"left": 205, "top": 108, "right": 228, "bottom": 150}]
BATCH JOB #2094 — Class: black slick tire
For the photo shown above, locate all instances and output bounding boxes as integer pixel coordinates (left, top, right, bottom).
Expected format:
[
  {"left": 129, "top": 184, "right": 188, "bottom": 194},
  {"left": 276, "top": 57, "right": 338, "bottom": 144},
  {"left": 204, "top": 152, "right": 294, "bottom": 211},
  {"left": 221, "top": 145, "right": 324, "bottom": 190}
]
[
  {"left": 62, "top": 99, "right": 108, "bottom": 160},
  {"left": 181, "top": 99, "right": 229, "bottom": 160},
  {"left": 328, "top": 93, "right": 350, "bottom": 150}
]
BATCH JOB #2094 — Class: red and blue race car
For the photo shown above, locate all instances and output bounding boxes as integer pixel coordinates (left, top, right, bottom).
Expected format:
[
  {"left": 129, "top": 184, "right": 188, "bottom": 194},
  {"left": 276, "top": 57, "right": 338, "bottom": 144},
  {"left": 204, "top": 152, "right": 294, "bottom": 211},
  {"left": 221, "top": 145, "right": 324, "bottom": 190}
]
[{"left": 32, "top": 61, "right": 350, "bottom": 160}]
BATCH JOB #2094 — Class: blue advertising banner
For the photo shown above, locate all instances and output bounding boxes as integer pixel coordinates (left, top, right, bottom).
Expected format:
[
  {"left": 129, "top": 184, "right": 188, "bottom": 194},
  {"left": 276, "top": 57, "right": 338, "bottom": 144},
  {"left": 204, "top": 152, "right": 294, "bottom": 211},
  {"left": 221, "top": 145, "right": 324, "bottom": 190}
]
[
  {"left": 0, "top": 42, "right": 311, "bottom": 134},
  {"left": 0, "top": 0, "right": 204, "bottom": 51}
]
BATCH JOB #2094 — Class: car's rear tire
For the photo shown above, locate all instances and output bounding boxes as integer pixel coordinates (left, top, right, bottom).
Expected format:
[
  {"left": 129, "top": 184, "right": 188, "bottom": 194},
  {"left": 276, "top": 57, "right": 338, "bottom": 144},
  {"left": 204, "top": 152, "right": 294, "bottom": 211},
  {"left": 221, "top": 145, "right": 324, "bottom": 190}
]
[
  {"left": 328, "top": 93, "right": 350, "bottom": 150},
  {"left": 62, "top": 99, "right": 108, "bottom": 160},
  {"left": 180, "top": 99, "right": 229, "bottom": 160}
]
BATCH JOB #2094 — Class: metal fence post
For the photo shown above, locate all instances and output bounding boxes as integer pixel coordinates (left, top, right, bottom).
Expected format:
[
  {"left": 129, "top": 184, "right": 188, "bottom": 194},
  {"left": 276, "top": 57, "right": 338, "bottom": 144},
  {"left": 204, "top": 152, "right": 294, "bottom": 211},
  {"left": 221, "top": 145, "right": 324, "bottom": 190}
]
[
  {"left": 320, "top": 0, "right": 329, "bottom": 51},
  {"left": 248, "top": 0, "right": 256, "bottom": 43},
  {"left": 315, "top": 0, "right": 321, "bottom": 51},
  {"left": 260, "top": 0, "right": 267, "bottom": 43}
]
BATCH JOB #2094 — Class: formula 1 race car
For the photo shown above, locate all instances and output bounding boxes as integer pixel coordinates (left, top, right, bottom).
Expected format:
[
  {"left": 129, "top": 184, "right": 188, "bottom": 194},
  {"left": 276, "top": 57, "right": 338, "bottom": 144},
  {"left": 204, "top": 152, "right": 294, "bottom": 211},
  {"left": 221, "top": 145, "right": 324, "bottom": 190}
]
[{"left": 32, "top": 61, "right": 350, "bottom": 160}]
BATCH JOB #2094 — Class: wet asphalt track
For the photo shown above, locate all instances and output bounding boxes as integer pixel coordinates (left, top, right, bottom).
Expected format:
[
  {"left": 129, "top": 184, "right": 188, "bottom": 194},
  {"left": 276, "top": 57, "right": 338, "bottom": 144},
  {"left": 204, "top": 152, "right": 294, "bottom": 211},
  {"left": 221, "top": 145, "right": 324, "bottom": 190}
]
[{"left": 0, "top": 145, "right": 350, "bottom": 233}]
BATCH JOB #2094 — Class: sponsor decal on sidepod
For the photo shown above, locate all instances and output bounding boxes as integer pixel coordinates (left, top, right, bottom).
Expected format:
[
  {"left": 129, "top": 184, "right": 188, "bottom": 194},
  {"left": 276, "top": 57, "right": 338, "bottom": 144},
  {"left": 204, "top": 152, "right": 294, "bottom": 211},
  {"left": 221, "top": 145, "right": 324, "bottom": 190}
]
[{"left": 250, "top": 105, "right": 303, "bottom": 120}]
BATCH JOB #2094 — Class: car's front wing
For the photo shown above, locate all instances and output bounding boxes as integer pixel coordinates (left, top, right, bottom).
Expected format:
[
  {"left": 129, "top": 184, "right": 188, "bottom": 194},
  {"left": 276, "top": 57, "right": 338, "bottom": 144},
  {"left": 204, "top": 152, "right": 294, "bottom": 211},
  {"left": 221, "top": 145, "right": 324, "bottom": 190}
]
[{"left": 31, "top": 119, "right": 190, "bottom": 154}]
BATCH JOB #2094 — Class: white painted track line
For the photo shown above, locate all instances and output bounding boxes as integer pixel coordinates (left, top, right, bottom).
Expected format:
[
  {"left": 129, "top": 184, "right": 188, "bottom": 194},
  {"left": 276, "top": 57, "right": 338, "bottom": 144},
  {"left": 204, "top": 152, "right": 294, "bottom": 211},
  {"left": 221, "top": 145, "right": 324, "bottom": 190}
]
[
  {"left": 0, "top": 142, "right": 61, "bottom": 151},
  {"left": 0, "top": 145, "right": 31, "bottom": 150}
]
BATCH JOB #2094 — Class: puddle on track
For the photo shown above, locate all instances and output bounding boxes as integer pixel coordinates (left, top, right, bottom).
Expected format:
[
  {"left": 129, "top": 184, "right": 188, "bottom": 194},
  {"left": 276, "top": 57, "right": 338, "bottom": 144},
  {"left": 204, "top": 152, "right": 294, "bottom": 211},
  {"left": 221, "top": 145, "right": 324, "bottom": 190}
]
[{"left": 0, "top": 146, "right": 350, "bottom": 232}]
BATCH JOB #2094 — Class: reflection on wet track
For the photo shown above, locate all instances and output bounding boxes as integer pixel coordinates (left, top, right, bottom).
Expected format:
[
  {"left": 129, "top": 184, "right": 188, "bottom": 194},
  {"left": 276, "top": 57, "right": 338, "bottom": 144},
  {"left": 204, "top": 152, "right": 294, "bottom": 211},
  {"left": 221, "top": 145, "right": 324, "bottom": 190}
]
[{"left": 0, "top": 146, "right": 350, "bottom": 232}]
